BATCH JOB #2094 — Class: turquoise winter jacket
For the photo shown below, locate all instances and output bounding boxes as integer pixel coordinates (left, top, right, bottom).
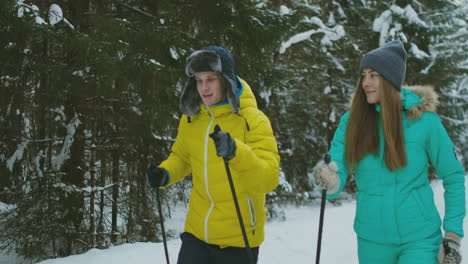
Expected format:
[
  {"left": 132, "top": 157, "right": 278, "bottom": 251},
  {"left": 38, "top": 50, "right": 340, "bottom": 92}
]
[{"left": 328, "top": 86, "right": 466, "bottom": 244}]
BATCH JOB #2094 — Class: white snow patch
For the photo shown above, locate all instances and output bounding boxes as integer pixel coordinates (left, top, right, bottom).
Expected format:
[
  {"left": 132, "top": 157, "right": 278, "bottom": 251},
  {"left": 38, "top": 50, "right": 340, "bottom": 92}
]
[
  {"left": 6, "top": 140, "right": 29, "bottom": 172},
  {"left": 117, "top": 51, "right": 124, "bottom": 61},
  {"left": 410, "top": 43, "right": 430, "bottom": 59},
  {"left": 373, "top": 5, "right": 427, "bottom": 46},
  {"left": 73, "top": 67, "right": 92, "bottom": 77},
  {"left": 51, "top": 116, "right": 81, "bottom": 170},
  {"left": 279, "top": 29, "right": 316, "bottom": 54},
  {"left": 421, "top": 47, "right": 438, "bottom": 74},
  {"left": 131, "top": 106, "right": 142, "bottom": 116},
  {"left": 403, "top": 5, "right": 428, "bottom": 27},
  {"left": 33, "top": 150, "right": 45, "bottom": 177},
  {"left": 329, "top": 108, "right": 336, "bottom": 123},
  {"left": 373, "top": 10, "right": 393, "bottom": 46},
  {"left": 48, "top": 4, "right": 63, "bottom": 25},
  {"left": 278, "top": 170, "right": 292, "bottom": 193},
  {"left": 327, "top": 52, "right": 345, "bottom": 73},
  {"left": 170, "top": 47, "right": 179, "bottom": 60},
  {"left": 279, "top": 5, "right": 291, "bottom": 15},
  {"left": 35, "top": 16, "right": 47, "bottom": 25},
  {"left": 327, "top": 12, "right": 335, "bottom": 25},
  {"left": 259, "top": 89, "right": 272, "bottom": 106},
  {"left": 149, "top": 59, "right": 162, "bottom": 66},
  {"left": 50, "top": 105, "right": 66, "bottom": 121},
  {"left": 152, "top": 133, "right": 175, "bottom": 142},
  {"left": 280, "top": 17, "right": 345, "bottom": 54}
]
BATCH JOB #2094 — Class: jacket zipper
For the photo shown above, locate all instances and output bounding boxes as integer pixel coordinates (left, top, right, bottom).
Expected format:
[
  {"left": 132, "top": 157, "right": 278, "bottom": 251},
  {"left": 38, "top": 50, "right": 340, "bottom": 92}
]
[
  {"left": 203, "top": 106, "right": 215, "bottom": 243},
  {"left": 248, "top": 196, "right": 256, "bottom": 235}
]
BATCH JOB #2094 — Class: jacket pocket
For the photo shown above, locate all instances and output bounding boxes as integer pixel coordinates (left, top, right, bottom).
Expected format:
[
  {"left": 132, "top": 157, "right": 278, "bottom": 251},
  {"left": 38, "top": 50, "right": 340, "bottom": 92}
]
[
  {"left": 414, "top": 186, "right": 440, "bottom": 221},
  {"left": 247, "top": 196, "right": 256, "bottom": 235},
  {"left": 356, "top": 191, "right": 382, "bottom": 224}
]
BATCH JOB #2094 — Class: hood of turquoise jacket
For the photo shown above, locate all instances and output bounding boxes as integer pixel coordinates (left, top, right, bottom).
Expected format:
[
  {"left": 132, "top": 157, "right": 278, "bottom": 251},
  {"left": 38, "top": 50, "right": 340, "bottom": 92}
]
[{"left": 373, "top": 86, "right": 438, "bottom": 114}]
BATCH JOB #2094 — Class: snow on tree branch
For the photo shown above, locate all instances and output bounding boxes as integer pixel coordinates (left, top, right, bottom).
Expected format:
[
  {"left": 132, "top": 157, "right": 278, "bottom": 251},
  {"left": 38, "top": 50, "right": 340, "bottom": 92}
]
[
  {"left": 15, "top": 1, "right": 75, "bottom": 29},
  {"left": 373, "top": 5, "right": 428, "bottom": 46},
  {"left": 51, "top": 115, "right": 81, "bottom": 170},
  {"left": 410, "top": 43, "right": 430, "bottom": 59},
  {"left": 6, "top": 140, "right": 29, "bottom": 172},
  {"left": 48, "top": 4, "right": 63, "bottom": 25},
  {"left": 279, "top": 16, "right": 345, "bottom": 54}
]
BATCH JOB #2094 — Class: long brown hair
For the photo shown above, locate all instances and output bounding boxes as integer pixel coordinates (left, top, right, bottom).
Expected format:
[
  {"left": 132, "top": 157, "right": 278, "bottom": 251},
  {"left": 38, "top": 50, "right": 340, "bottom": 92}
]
[{"left": 345, "top": 77, "right": 407, "bottom": 171}]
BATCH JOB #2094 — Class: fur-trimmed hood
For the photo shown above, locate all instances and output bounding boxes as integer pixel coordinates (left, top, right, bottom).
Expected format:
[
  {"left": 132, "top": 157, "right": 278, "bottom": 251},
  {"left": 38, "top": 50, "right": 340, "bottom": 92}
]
[
  {"left": 350, "top": 85, "right": 440, "bottom": 119},
  {"left": 403, "top": 85, "right": 439, "bottom": 120}
]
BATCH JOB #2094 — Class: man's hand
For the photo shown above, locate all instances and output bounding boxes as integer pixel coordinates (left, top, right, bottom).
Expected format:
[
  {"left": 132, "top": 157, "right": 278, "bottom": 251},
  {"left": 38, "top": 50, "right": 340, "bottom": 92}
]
[
  {"left": 147, "top": 164, "right": 168, "bottom": 188},
  {"left": 209, "top": 125, "right": 236, "bottom": 160}
]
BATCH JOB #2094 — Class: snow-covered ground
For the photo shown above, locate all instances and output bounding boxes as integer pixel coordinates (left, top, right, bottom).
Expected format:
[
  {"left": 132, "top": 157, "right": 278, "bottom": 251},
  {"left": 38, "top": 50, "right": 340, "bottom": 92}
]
[{"left": 3, "top": 178, "right": 466, "bottom": 264}]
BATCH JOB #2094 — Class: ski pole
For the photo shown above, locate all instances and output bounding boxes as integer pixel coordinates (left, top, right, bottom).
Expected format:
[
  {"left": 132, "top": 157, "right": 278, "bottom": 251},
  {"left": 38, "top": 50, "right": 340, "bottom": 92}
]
[
  {"left": 223, "top": 158, "right": 255, "bottom": 264},
  {"left": 156, "top": 188, "right": 170, "bottom": 264},
  {"left": 315, "top": 154, "right": 331, "bottom": 264}
]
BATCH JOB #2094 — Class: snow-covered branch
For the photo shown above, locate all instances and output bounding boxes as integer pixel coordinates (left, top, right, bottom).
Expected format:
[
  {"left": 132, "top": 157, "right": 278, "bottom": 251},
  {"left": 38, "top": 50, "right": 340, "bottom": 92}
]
[
  {"left": 51, "top": 115, "right": 81, "bottom": 170},
  {"left": 279, "top": 16, "right": 345, "bottom": 54}
]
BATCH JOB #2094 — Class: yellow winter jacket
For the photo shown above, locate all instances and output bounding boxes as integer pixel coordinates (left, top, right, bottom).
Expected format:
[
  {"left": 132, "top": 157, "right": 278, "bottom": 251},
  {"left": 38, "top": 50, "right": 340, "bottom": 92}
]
[{"left": 159, "top": 77, "right": 279, "bottom": 247}]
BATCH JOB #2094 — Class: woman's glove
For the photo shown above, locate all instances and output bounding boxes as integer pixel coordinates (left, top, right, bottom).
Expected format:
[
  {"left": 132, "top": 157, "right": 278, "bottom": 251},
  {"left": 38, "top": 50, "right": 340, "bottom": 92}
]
[
  {"left": 438, "top": 232, "right": 462, "bottom": 264},
  {"left": 312, "top": 160, "right": 340, "bottom": 193}
]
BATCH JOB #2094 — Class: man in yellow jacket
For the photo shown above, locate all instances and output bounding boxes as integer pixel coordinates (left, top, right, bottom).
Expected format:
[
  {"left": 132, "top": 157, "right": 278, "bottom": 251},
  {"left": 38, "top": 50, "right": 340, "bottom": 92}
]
[{"left": 147, "top": 46, "right": 280, "bottom": 264}]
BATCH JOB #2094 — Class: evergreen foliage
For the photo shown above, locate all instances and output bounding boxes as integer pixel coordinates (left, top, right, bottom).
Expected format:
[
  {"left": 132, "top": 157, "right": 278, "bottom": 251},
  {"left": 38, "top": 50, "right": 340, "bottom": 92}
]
[{"left": 0, "top": 0, "right": 465, "bottom": 261}]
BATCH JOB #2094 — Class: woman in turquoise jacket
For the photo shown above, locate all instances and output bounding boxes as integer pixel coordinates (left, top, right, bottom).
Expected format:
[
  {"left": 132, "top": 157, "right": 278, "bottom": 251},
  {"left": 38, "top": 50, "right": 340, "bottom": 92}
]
[{"left": 313, "top": 40, "right": 465, "bottom": 264}]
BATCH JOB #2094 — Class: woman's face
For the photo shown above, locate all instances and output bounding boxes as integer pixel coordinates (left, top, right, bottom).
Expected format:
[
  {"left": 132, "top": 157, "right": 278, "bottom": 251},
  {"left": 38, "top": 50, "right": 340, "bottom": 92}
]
[
  {"left": 361, "top": 68, "right": 382, "bottom": 104},
  {"left": 195, "top": 72, "right": 226, "bottom": 105}
]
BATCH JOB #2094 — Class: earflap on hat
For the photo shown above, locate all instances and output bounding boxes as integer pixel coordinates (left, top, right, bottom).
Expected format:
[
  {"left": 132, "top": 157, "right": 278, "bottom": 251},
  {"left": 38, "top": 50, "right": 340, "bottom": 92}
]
[
  {"left": 180, "top": 77, "right": 201, "bottom": 117},
  {"left": 221, "top": 75, "right": 240, "bottom": 114}
]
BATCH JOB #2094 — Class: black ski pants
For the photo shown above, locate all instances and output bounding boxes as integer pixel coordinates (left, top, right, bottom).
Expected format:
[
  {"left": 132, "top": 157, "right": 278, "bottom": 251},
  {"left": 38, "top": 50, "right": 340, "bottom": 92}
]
[{"left": 177, "top": 232, "right": 259, "bottom": 264}]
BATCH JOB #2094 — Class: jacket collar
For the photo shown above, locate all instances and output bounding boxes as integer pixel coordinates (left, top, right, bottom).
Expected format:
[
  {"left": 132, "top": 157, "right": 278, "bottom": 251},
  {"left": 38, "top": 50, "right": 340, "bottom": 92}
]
[
  {"left": 373, "top": 86, "right": 438, "bottom": 120},
  {"left": 401, "top": 88, "right": 421, "bottom": 110},
  {"left": 194, "top": 77, "right": 257, "bottom": 118}
]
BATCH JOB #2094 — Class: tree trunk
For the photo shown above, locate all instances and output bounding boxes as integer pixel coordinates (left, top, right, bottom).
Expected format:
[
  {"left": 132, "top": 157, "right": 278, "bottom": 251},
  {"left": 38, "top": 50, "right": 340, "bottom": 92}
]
[{"left": 111, "top": 150, "right": 119, "bottom": 243}]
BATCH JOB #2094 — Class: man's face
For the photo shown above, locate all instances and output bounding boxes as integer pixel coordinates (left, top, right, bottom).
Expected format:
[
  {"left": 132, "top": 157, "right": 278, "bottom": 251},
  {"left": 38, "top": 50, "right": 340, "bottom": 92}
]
[{"left": 195, "top": 72, "right": 226, "bottom": 105}]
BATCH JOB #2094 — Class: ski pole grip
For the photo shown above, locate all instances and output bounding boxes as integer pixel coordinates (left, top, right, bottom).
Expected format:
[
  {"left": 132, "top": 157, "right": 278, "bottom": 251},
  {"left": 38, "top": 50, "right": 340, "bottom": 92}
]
[{"left": 324, "top": 153, "right": 331, "bottom": 165}]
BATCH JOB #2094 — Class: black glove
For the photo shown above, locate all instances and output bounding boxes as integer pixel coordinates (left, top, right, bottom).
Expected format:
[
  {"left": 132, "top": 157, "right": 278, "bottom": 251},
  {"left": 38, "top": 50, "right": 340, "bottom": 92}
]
[
  {"left": 209, "top": 124, "right": 236, "bottom": 160},
  {"left": 147, "top": 164, "right": 168, "bottom": 188}
]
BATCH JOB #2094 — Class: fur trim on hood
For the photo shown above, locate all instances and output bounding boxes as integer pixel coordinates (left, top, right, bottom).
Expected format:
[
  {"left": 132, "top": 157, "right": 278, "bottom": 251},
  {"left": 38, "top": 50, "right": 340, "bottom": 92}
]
[
  {"left": 348, "top": 85, "right": 439, "bottom": 120},
  {"left": 405, "top": 85, "right": 439, "bottom": 120}
]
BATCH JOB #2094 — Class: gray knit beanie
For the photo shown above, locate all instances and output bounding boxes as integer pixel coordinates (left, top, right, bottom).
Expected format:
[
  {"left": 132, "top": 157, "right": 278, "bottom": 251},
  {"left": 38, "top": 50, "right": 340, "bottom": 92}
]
[{"left": 359, "top": 40, "right": 407, "bottom": 91}]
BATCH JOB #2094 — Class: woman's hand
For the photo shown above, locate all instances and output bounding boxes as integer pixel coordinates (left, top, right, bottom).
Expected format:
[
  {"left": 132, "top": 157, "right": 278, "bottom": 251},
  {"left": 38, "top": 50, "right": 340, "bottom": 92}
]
[
  {"left": 312, "top": 160, "right": 340, "bottom": 193},
  {"left": 438, "top": 232, "right": 462, "bottom": 264}
]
